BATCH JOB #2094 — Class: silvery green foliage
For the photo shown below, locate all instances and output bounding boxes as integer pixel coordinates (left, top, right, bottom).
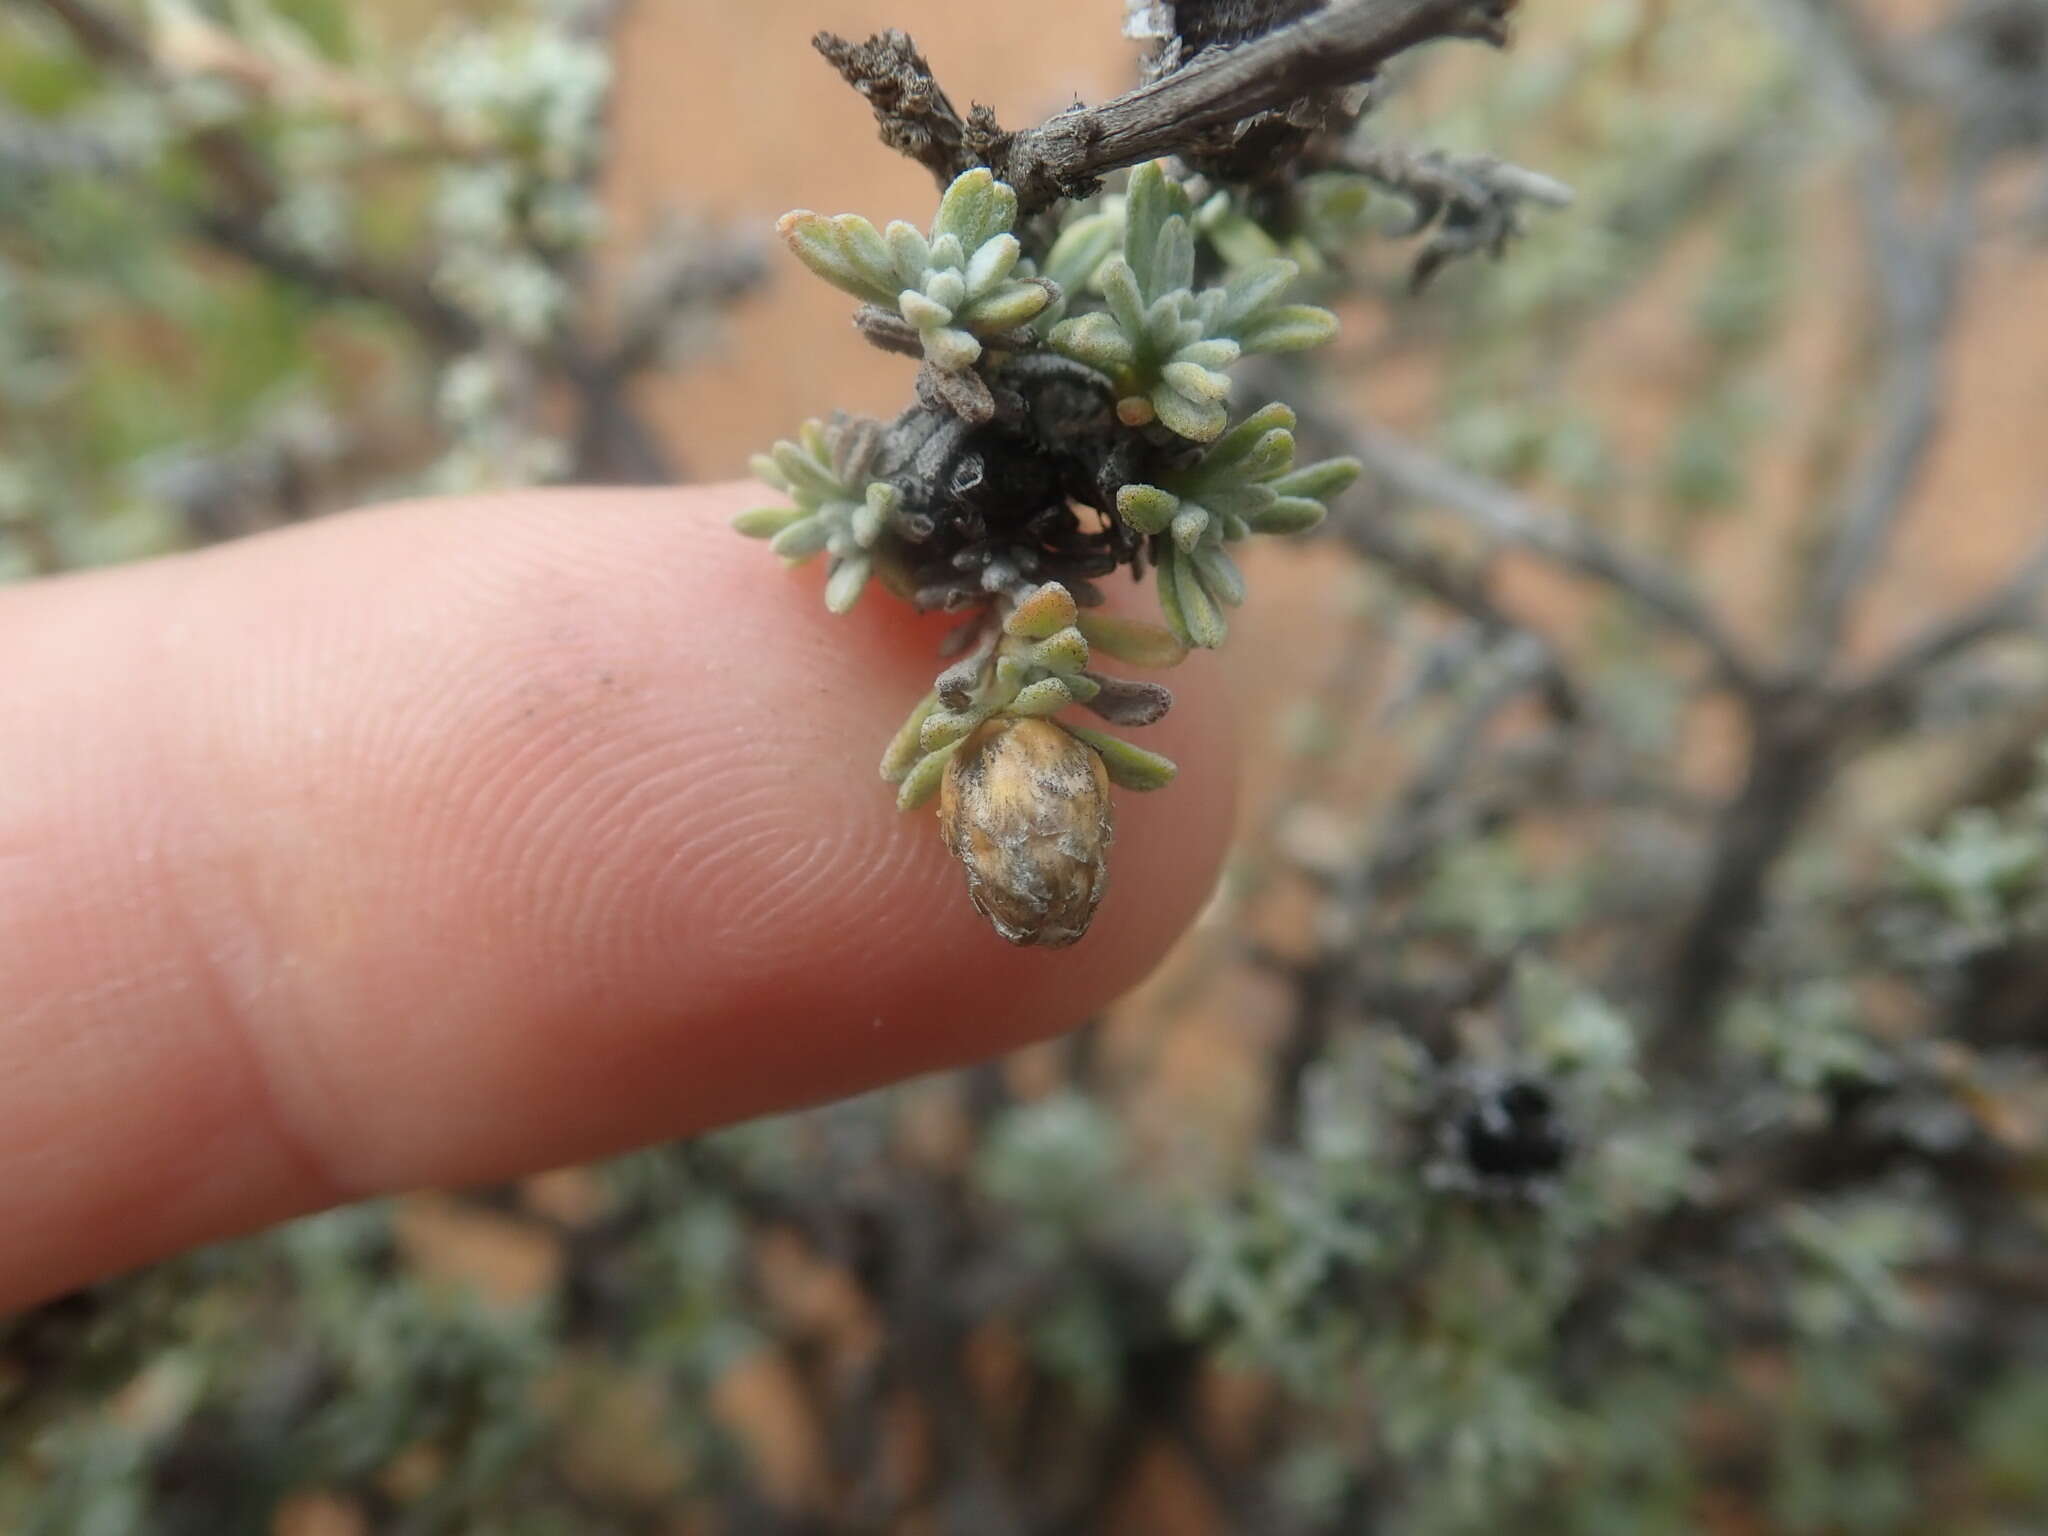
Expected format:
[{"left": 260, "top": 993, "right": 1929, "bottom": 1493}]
[
  {"left": 779, "top": 168, "right": 1055, "bottom": 372},
  {"left": 880, "top": 581, "right": 1182, "bottom": 810},
  {"left": 756, "top": 158, "right": 1355, "bottom": 861},
  {"left": 0, "top": 0, "right": 754, "bottom": 564},
  {"left": 414, "top": 11, "right": 613, "bottom": 490},
  {"left": 1896, "top": 806, "right": 2048, "bottom": 950},
  {"left": 14, "top": 1, "right": 2048, "bottom": 1532},
  {"left": 736, "top": 418, "right": 903, "bottom": 614},
  {"left": 419, "top": 12, "right": 611, "bottom": 344},
  {"left": 1199, "top": 170, "right": 1378, "bottom": 293},
  {"left": 1115, "top": 401, "right": 1361, "bottom": 647},
  {"left": 1049, "top": 160, "right": 1339, "bottom": 440}
]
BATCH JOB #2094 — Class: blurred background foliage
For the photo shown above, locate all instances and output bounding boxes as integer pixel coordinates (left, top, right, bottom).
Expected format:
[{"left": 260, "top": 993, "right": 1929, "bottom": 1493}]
[{"left": 5, "top": 0, "right": 2048, "bottom": 1532}]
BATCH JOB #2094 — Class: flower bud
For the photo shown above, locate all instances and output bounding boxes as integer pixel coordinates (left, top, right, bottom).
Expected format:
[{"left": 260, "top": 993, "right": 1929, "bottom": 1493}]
[{"left": 939, "top": 717, "right": 1113, "bottom": 948}]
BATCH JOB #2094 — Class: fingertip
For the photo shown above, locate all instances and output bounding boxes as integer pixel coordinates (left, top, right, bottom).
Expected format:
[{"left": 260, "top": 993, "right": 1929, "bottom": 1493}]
[{"left": 0, "top": 482, "right": 1238, "bottom": 1302}]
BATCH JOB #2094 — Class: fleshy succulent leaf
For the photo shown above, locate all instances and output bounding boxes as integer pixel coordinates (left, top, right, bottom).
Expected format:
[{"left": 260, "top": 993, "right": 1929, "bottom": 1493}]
[
  {"left": 1006, "top": 582, "right": 1081, "bottom": 640},
  {"left": 771, "top": 517, "right": 834, "bottom": 560},
  {"left": 733, "top": 506, "right": 803, "bottom": 539},
  {"left": 1252, "top": 495, "right": 1330, "bottom": 535},
  {"left": 777, "top": 211, "right": 899, "bottom": 306},
  {"left": 1273, "top": 456, "right": 1364, "bottom": 500},
  {"left": 1235, "top": 302, "right": 1340, "bottom": 353},
  {"left": 881, "top": 692, "right": 942, "bottom": 782},
  {"left": 1049, "top": 310, "right": 1136, "bottom": 372},
  {"left": 896, "top": 739, "right": 963, "bottom": 809},
  {"left": 1193, "top": 542, "right": 1247, "bottom": 607},
  {"left": 1161, "top": 546, "right": 1228, "bottom": 648},
  {"left": 825, "top": 556, "right": 872, "bottom": 613},
  {"left": 1077, "top": 612, "right": 1189, "bottom": 668},
  {"left": 1153, "top": 385, "right": 1229, "bottom": 443},
  {"left": 957, "top": 279, "right": 1054, "bottom": 333},
  {"left": 1117, "top": 483, "right": 1181, "bottom": 535},
  {"left": 1010, "top": 676, "right": 1076, "bottom": 716},
  {"left": 1068, "top": 725, "right": 1179, "bottom": 791}
]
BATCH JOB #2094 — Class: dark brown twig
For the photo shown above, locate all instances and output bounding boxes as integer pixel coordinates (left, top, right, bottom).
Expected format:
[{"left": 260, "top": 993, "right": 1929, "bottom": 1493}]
[
  {"left": 995, "top": 0, "right": 1519, "bottom": 209},
  {"left": 1338, "top": 417, "right": 1767, "bottom": 695},
  {"left": 1789, "top": 138, "right": 1978, "bottom": 671},
  {"left": 1839, "top": 526, "right": 2048, "bottom": 727},
  {"left": 819, "top": 0, "right": 1521, "bottom": 208}
]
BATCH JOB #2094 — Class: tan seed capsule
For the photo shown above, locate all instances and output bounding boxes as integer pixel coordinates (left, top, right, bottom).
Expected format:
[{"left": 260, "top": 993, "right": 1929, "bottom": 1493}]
[{"left": 939, "top": 716, "right": 1113, "bottom": 948}]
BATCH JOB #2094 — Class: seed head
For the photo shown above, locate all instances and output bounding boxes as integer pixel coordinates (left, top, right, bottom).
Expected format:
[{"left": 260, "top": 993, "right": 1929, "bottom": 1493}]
[{"left": 940, "top": 717, "right": 1113, "bottom": 948}]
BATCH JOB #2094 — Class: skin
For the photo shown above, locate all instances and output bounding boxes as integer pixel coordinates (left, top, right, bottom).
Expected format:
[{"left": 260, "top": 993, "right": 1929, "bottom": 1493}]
[{"left": 0, "top": 483, "right": 1235, "bottom": 1314}]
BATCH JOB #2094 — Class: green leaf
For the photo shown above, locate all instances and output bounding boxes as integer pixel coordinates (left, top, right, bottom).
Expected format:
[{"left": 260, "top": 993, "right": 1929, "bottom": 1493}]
[
  {"left": 1050, "top": 311, "right": 1136, "bottom": 373},
  {"left": 1162, "top": 360, "right": 1230, "bottom": 403},
  {"left": 965, "top": 233, "right": 1022, "bottom": 297},
  {"left": 1067, "top": 726, "right": 1179, "bottom": 791},
  {"left": 732, "top": 506, "right": 802, "bottom": 539},
  {"left": 1030, "top": 626, "right": 1091, "bottom": 675},
  {"left": 770, "top": 516, "right": 831, "bottom": 561},
  {"left": 1155, "top": 215, "right": 1197, "bottom": 295},
  {"left": 1041, "top": 211, "right": 1122, "bottom": 297},
  {"left": 885, "top": 219, "right": 931, "bottom": 286},
  {"left": 835, "top": 215, "right": 898, "bottom": 294},
  {"left": 1162, "top": 547, "right": 1228, "bottom": 647},
  {"left": 1192, "top": 542, "right": 1246, "bottom": 606},
  {"left": 880, "top": 692, "right": 942, "bottom": 782},
  {"left": 1218, "top": 258, "right": 1297, "bottom": 326},
  {"left": 958, "top": 280, "right": 1054, "bottom": 334},
  {"left": 899, "top": 289, "right": 955, "bottom": 329},
  {"left": 1175, "top": 338, "right": 1241, "bottom": 373},
  {"left": 896, "top": 739, "right": 964, "bottom": 810},
  {"left": 777, "top": 211, "right": 898, "bottom": 306},
  {"left": 1201, "top": 402, "right": 1297, "bottom": 475},
  {"left": 1006, "top": 582, "right": 1081, "bottom": 639},
  {"left": 1117, "top": 483, "right": 1180, "bottom": 535},
  {"left": 1206, "top": 209, "right": 1284, "bottom": 269},
  {"left": 934, "top": 167, "right": 1012, "bottom": 248},
  {"left": 1273, "top": 455, "right": 1362, "bottom": 500},
  {"left": 922, "top": 327, "right": 983, "bottom": 372},
  {"left": 1076, "top": 612, "right": 1189, "bottom": 668},
  {"left": 1153, "top": 385, "right": 1229, "bottom": 443},
  {"left": 770, "top": 439, "right": 844, "bottom": 501},
  {"left": 1195, "top": 488, "right": 1276, "bottom": 528},
  {"left": 923, "top": 703, "right": 994, "bottom": 753},
  {"left": 824, "top": 556, "right": 872, "bottom": 613},
  {"left": 1010, "top": 677, "right": 1075, "bottom": 716},
  {"left": 1236, "top": 303, "right": 1340, "bottom": 354},
  {"left": 1100, "top": 258, "right": 1148, "bottom": 343},
  {"left": 1250, "top": 495, "right": 1328, "bottom": 535},
  {"left": 851, "top": 484, "right": 890, "bottom": 545},
  {"left": 925, "top": 269, "right": 968, "bottom": 312},
  {"left": 1144, "top": 293, "right": 1201, "bottom": 356},
  {"left": 1123, "top": 160, "right": 1190, "bottom": 298}
]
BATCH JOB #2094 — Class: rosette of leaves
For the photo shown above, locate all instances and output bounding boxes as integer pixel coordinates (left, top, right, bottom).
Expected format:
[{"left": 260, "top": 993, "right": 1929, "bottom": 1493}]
[
  {"left": 778, "top": 168, "right": 1055, "bottom": 374},
  {"left": 881, "top": 581, "right": 1186, "bottom": 811},
  {"left": 734, "top": 418, "right": 904, "bottom": 614},
  {"left": 1116, "top": 403, "right": 1362, "bottom": 648},
  {"left": 1049, "top": 161, "right": 1339, "bottom": 441}
]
